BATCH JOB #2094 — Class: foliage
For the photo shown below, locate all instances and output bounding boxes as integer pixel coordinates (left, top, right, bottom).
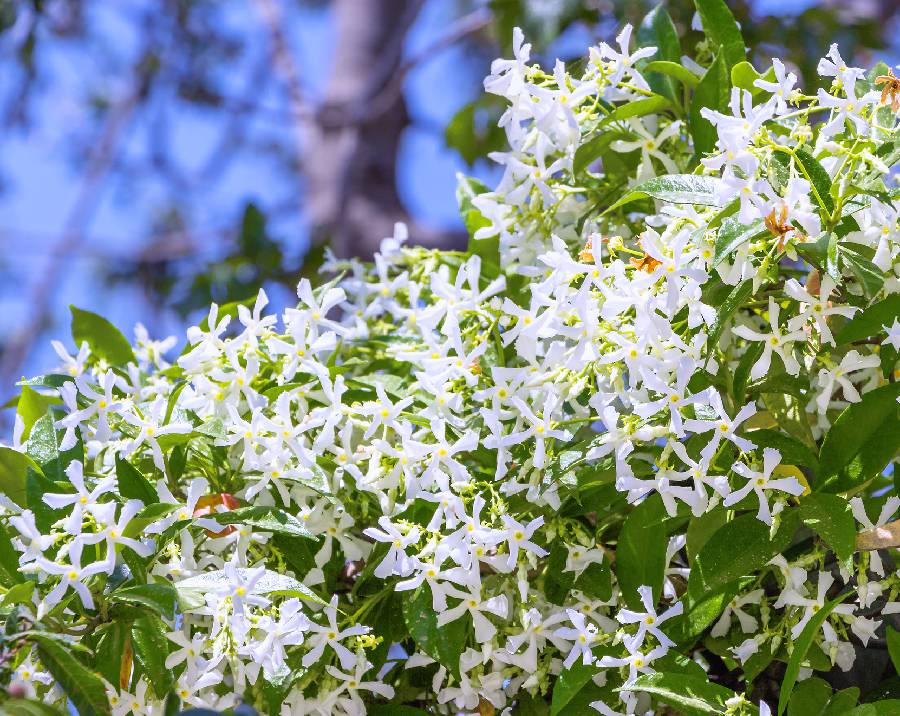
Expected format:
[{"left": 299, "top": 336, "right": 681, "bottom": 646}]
[{"left": 3, "top": 3, "right": 900, "bottom": 715}]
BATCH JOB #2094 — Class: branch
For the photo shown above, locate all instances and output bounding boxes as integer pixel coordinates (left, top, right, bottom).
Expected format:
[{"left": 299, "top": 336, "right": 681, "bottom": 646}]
[{"left": 856, "top": 520, "right": 900, "bottom": 551}]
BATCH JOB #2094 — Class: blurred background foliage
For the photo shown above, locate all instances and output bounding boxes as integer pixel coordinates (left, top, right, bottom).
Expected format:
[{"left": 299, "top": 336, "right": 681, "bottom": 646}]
[{"left": 0, "top": 0, "right": 898, "bottom": 396}]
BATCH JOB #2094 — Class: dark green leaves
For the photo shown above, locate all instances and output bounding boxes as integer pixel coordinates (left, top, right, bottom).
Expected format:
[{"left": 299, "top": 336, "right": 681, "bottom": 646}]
[
  {"left": 693, "top": 0, "right": 746, "bottom": 69},
  {"left": 799, "top": 493, "right": 856, "bottom": 561},
  {"left": 818, "top": 383, "right": 900, "bottom": 493},
  {"left": 621, "top": 672, "right": 737, "bottom": 715},
  {"left": 31, "top": 633, "right": 111, "bottom": 716},
  {"left": 636, "top": 4, "right": 681, "bottom": 102},
  {"left": 705, "top": 279, "right": 753, "bottom": 364},
  {"left": 835, "top": 294, "right": 900, "bottom": 345},
  {"left": 402, "top": 586, "right": 468, "bottom": 681},
  {"left": 886, "top": 625, "right": 900, "bottom": 675},
  {"left": 0, "top": 446, "right": 40, "bottom": 505},
  {"left": 712, "top": 216, "right": 766, "bottom": 268},
  {"left": 70, "top": 305, "right": 136, "bottom": 366},
  {"left": 794, "top": 148, "right": 835, "bottom": 215},
  {"left": 690, "top": 51, "right": 729, "bottom": 157},
  {"left": 690, "top": 510, "right": 800, "bottom": 597},
  {"left": 116, "top": 456, "right": 158, "bottom": 504},
  {"left": 778, "top": 590, "right": 854, "bottom": 715},
  {"left": 747, "top": 429, "right": 819, "bottom": 473},
  {"left": 604, "top": 174, "right": 723, "bottom": 215},
  {"left": 209, "top": 506, "right": 318, "bottom": 540},
  {"left": 109, "top": 582, "right": 178, "bottom": 619},
  {"left": 131, "top": 614, "right": 173, "bottom": 698},
  {"left": 551, "top": 660, "right": 605, "bottom": 715},
  {"left": 616, "top": 494, "right": 669, "bottom": 609}
]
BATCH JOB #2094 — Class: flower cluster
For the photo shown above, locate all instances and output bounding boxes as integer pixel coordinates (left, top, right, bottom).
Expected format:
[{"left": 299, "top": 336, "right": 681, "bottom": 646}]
[{"left": 4, "top": 4, "right": 900, "bottom": 716}]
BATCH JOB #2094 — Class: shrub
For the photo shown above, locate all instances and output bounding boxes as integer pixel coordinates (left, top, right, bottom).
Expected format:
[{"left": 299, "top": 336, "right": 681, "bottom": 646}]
[{"left": 3, "top": 1, "right": 900, "bottom": 715}]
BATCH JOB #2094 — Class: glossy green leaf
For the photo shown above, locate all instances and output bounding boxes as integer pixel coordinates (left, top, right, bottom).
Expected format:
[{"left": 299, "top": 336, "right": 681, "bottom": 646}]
[
  {"left": 620, "top": 671, "right": 736, "bottom": 715},
  {"left": 642, "top": 60, "right": 700, "bottom": 88},
  {"left": 799, "top": 493, "right": 856, "bottom": 561},
  {"left": 636, "top": 4, "right": 681, "bottom": 102},
  {"left": 694, "top": 0, "right": 746, "bottom": 69},
  {"left": 778, "top": 590, "right": 854, "bottom": 715},
  {"left": 690, "top": 52, "right": 730, "bottom": 157},
  {"left": 689, "top": 510, "right": 800, "bottom": 597},
  {"left": 818, "top": 383, "right": 900, "bottom": 493},
  {"left": 712, "top": 216, "right": 767, "bottom": 267},
  {"left": 705, "top": 279, "right": 753, "bottom": 365},
  {"left": 604, "top": 174, "right": 723, "bottom": 215},
  {"left": 746, "top": 428, "right": 819, "bottom": 472},
  {"left": 887, "top": 625, "right": 900, "bottom": 675},
  {"left": 616, "top": 494, "right": 669, "bottom": 608},
  {"left": 115, "top": 456, "right": 158, "bottom": 505},
  {"left": 70, "top": 305, "right": 136, "bottom": 366},
  {"left": 131, "top": 614, "right": 174, "bottom": 698},
  {"left": 795, "top": 148, "right": 835, "bottom": 214},
  {"left": 208, "top": 505, "right": 318, "bottom": 540},
  {"left": 110, "top": 582, "right": 178, "bottom": 619},
  {"left": 402, "top": 585, "right": 468, "bottom": 681},
  {"left": 31, "top": 633, "right": 111, "bottom": 716},
  {"left": 835, "top": 294, "right": 900, "bottom": 345}
]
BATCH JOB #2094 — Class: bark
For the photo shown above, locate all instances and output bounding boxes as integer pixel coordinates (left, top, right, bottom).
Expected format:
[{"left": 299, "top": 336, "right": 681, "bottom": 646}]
[{"left": 306, "top": 0, "right": 467, "bottom": 259}]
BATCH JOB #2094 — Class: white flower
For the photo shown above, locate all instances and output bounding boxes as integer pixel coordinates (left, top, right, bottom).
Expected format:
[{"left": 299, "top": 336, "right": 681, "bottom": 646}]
[{"left": 724, "top": 448, "right": 805, "bottom": 525}]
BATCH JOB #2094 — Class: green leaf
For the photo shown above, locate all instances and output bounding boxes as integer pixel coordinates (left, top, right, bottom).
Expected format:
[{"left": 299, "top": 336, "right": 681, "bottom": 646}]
[
  {"left": 835, "top": 294, "right": 900, "bottom": 345},
  {"left": 794, "top": 148, "right": 835, "bottom": 214},
  {"left": 694, "top": 0, "right": 746, "bottom": 69},
  {"left": 642, "top": 60, "right": 700, "bottom": 88},
  {"left": 788, "top": 678, "right": 833, "bottom": 716},
  {"left": 746, "top": 429, "right": 819, "bottom": 473},
  {"left": 2, "top": 580, "right": 35, "bottom": 605},
  {"left": 712, "top": 216, "right": 767, "bottom": 268},
  {"left": 544, "top": 539, "right": 576, "bottom": 605},
  {"left": 799, "top": 493, "right": 856, "bottom": 561},
  {"left": 665, "top": 582, "right": 737, "bottom": 646},
  {"left": 2, "top": 700, "right": 69, "bottom": 716},
  {"left": 31, "top": 633, "right": 111, "bottom": 716},
  {"left": 636, "top": 4, "right": 681, "bottom": 102},
  {"left": 131, "top": 614, "right": 173, "bottom": 698},
  {"left": 690, "top": 51, "right": 730, "bottom": 157},
  {"left": 402, "top": 585, "right": 468, "bottom": 681},
  {"left": 0, "top": 524, "right": 26, "bottom": 587},
  {"left": 16, "top": 386, "right": 61, "bottom": 443},
  {"left": 208, "top": 506, "right": 318, "bottom": 540},
  {"left": 0, "top": 446, "right": 41, "bottom": 505},
  {"left": 551, "top": 660, "right": 605, "bottom": 716},
  {"left": 573, "top": 132, "right": 621, "bottom": 176},
  {"left": 616, "top": 494, "right": 669, "bottom": 608},
  {"left": 620, "top": 671, "right": 736, "bottom": 715},
  {"left": 602, "top": 95, "right": 676, "bottom": 124},
  {"left": 109, "top": 583, "right": 178, "bottom": 619},
  {"left": 70, "top": 305, "right": 136, "bottom": 366},
  {"left": 778, "top": 590, "right": 854, "bottom": 715},
  {"left": 115, "top": 456, "right": 158, "bottom": 505},
  {"left": 92, "top": 621, "right": 129, "bottom": 688},
  {"left": 604, "top": 174, "right": 723, "bottom": 215},
  {"left": 841, "top": 245, "right": 885, "bottom": 299},
  {"left": 731, "top": 60, "right": 775, "bottom": 96},
  {"left": 762, "top": 392, "right": 816, "bottom": 450},
  {"left": 175, "top": 568, "right": 325, "bottom": 611},
  {"left": 818, "top": 383, "right": 900, "bottom": 493},
  {"left": 886, "top": 625, "right": 900, "bottom": 675},
  {"left": 705, "top": 279, "right": 753, "bottom": 365},
  {"left": 690, "top": 510, "right": 800, "bottom": 597}
]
